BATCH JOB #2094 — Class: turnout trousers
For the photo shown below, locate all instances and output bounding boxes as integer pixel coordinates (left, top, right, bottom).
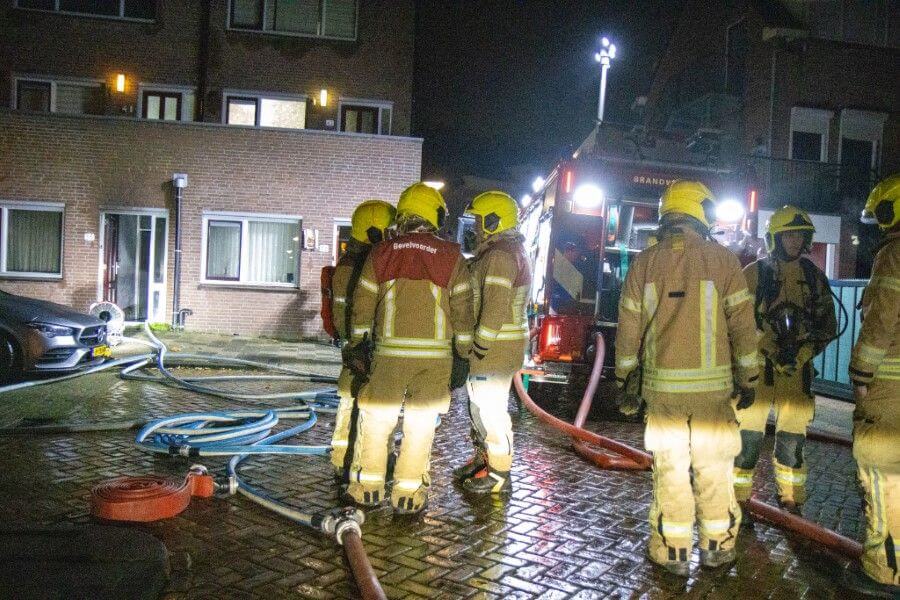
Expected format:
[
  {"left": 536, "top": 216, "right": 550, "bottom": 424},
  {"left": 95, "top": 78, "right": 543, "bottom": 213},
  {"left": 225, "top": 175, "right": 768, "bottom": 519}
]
[
  {"left": 644, "top": 392, "right": 743, "bottom": 564},
  {"left": 734, "top": 368, "right": 815, "bottom": 504},
  {"left": 853, "top": 379, "right": 900, "bottom": 586},
  {"left": 347, "top": 355, "right": 451, "bottom": 512}
]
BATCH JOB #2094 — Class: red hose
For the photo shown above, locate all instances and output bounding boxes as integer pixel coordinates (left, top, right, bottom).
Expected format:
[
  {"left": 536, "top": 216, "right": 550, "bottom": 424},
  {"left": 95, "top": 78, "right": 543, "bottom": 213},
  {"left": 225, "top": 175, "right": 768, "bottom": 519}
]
[
  {"left": 513, "top": 369, "right": 652, "bottom": 469},
  {"left": 342, "top": 530, "right": 387, "bottom": 600},
  {"left": 745, "top": 497, "right": 863, "bottom": 559}
]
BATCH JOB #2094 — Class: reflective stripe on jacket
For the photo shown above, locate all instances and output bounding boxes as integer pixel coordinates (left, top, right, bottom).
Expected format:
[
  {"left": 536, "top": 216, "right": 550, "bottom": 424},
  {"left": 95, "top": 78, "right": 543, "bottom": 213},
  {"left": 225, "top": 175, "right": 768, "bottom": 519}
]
[
  {"left": 351, "top": 231, "right": 474, "bottom": 359},
  {"left": 851, "top": 232, "right": 900, "bottom": 384},
  {"left": 615, "top": 227, "right": 759, "bottom": 394}
]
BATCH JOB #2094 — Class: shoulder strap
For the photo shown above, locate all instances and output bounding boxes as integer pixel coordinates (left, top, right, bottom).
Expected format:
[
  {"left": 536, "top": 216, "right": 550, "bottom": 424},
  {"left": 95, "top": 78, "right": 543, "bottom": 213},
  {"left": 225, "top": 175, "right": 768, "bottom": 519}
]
[
  {"left": 344, "top": 247, "right": 372, "bottom": 339},
  {"left": 797, "top": 257, "right": 822, "bottom": 311},
  {"left": 754, "top": 259, "right": 778, "bottom": 329}
]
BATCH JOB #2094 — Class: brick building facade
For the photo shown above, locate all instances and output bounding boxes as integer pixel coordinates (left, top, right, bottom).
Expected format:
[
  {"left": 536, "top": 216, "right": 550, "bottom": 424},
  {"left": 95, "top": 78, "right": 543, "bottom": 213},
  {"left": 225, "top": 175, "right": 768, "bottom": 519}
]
[
  {"left": 642, "top": 0, "right": 899, "bottom": 277},
  {"left": 0, "top": 1, "right": 421, "bottom": 337}
]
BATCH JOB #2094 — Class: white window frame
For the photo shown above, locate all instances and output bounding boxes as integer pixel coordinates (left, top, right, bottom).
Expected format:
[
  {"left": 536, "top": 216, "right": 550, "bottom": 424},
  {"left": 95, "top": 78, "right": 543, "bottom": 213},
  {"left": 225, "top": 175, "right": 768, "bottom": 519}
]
[
  {"left": 136, "top": 83, "right": 197, "bottom": 122},
  {"left": 200, "top": 211, "right": 303, "bottom": 288},
  {"left": 14, "top": 0, "right": 155, "bottom": 22},
  {"left": 838, "top": 109, "right": 887, "bottom": 171},
  {"left": 333, "top": 217, "right": 351, "bottom": 265},
  {"left": 12, "top": 75, "right": 104, "bottom": 112},
  {"left": 221, "top": 89, "right": 309, "bottom": 129},
  {"left": 337, "top": 97, "right": 393, "bottom": 135},
  {"left": 226, "top": 0, "right": 358, "bottom": 41},
  {"left": 788, "top": 106, "right": 833, "bottom": 162},
  {"left": 0, "top": 200, "right": 65, "bottom": 280}
]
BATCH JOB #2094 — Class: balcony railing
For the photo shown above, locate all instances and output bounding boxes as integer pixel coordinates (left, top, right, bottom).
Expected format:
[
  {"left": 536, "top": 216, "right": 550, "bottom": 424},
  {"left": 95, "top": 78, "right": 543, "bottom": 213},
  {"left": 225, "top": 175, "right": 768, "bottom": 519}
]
[{"left": 746, "top": 156, "right": 878, "bottom": 213}]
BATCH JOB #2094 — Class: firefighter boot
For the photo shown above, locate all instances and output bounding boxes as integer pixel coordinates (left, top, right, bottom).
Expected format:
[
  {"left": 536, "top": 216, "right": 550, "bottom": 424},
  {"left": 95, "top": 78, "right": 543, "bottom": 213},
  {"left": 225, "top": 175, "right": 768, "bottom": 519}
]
[
  {"left": 453, "top": 450, "right": 487, "bottom": 483},
  {"left": 462, "top": 466, "right": 511, "bottom": 495},
  {"left": 648, "top": 552, "right": 691, "bottom": 577},
  {"left": 390, "top": 408, "right": 439, "bottom": 516},
  {"left": 700, "top": 548, "right": 737, "bottom": 568}
]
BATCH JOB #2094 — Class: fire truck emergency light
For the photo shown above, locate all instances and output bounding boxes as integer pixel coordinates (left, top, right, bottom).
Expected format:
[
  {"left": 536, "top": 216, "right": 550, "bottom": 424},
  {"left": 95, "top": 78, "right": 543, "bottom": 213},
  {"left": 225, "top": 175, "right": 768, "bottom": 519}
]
[
  {"left": 520, "top": 194, "right": 532, "bottom": 207},
  {"left": 573, "top": 183, "right": 604, "bottom": 209},
  {"left": 716, "top": 198, "right": 746, "bottom": 223},
  {"left": 532, "top": 177, "right": 545, "bottom": 193}
]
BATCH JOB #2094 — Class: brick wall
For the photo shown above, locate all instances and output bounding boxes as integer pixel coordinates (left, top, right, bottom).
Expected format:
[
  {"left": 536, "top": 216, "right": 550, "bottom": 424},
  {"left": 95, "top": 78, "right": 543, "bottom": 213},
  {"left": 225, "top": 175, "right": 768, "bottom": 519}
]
[
  {"left": 0, "top": 110, "right": 422, "bottom": 338},
  {"left": 0, "top": 0, "right": 414, "bottom": 134}
]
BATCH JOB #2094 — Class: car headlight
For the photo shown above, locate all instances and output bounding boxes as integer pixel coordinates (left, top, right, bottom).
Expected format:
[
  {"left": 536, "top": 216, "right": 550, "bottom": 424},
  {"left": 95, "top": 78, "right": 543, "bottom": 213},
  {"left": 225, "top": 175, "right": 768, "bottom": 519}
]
[{"left": 27, "top": 323, "right": 76, "bottom": 338}]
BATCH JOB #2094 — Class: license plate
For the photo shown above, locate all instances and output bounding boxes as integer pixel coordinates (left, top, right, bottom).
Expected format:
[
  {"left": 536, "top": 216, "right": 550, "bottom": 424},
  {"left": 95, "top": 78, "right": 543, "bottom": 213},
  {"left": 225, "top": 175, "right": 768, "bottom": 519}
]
[{"left": 92, "top": 345, "right": 112, "bottom": 359}]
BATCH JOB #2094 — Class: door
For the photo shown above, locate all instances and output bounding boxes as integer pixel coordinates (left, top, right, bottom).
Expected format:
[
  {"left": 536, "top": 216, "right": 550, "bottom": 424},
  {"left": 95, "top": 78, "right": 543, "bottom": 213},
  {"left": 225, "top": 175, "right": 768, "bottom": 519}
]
[{"left": 101, "top": 212, "right": 168, "bottom": 322}]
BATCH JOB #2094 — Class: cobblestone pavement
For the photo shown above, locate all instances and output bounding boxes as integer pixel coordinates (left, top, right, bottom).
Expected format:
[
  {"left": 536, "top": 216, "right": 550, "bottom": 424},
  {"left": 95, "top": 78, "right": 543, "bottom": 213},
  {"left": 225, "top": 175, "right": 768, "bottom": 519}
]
[{"left": 0, "top": 332, "right": 870, "bottom": 599}]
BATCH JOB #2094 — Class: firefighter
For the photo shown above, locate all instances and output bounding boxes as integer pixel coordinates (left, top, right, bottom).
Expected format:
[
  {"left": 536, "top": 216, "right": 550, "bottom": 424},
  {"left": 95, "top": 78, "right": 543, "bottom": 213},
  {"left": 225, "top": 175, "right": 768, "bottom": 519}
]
[
  {"left": 733, "top": 206, "right": 836, "bottom": 513},
  {"left": 843, "top": 174, "right": 899, "bottom": 596},
  {"left": 329, "top": 200, "right": 396, "bottom": 484},
  {"left": 345, "top": 182, "right": 474, "bottom": 514},
  {"left": 616, "top": 180, "right": 759, "bottom": 576},
  {"left": 452, "top": 191, "right": 531, "bottom": 495}
]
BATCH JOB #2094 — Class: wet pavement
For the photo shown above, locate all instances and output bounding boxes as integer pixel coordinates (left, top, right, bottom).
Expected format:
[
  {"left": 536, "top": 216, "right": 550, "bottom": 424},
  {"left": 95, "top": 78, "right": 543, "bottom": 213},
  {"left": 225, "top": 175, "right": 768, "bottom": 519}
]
[{"left": 0, "top": 332, "right": 869, "bottom": 599}]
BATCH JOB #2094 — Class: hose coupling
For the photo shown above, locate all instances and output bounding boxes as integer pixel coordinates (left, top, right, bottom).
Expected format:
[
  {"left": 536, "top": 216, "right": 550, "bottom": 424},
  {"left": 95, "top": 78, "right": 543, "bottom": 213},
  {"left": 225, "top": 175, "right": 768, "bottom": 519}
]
[
  {"left": 213, "top": 474, "right": 238, "bottom": 497},
  {"left": 320, "top": 506, "right": 365, "bottom": 545}
]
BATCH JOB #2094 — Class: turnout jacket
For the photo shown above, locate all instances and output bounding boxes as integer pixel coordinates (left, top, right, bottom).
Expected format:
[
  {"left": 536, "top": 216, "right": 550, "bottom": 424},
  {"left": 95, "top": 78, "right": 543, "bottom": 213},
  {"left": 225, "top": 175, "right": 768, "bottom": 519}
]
[
  {"left": 331, "top": 240, "right": 370, "bottom": 342},
  {"left": 469, "top": 231, "right": 532, "bottom": 368},
  {"left": 615, "top": 227, "right": 759, "bottom": 395},
  {"left": 351, "top": 231, "right": 474, "bottom": 360},
  {"left": 850, "top": 231, "right": 900, "bottom": 385}
]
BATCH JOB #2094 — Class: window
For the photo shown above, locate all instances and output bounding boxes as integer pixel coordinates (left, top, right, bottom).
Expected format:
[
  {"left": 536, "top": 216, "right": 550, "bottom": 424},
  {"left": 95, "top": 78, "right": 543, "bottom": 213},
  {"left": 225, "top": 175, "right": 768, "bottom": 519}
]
[
  {"left": 334, "top": 221, "right": 351, "bottom": 263},
  {"left": 789, "top": 107, "right": 832, "bottom": 162},
  {"left": 224, "top": 93, "right": 307, "bottom": 129},
  {"left": 228, "top": 0, "right": 357, "bottom": 40},
  {"left": 16, "top": 0, "right": 156, "bottom": 20},
  {"left": 14, "top": 78, "right": 104, "bottom": 115},
  {"left": 339, "top": 100, "right": 392, "bottom": 135},
  {"left": 139, "top": 86, "right": 196, "bottom": 122},
  {"left": 0, "top": 203, "right": 64, "bottom": 278},
  {"left": 202, "top": 214, "right": 301, "bottom": 286},
  {"left": 791, "top": 131, "right": 823, "bottom": 161}
]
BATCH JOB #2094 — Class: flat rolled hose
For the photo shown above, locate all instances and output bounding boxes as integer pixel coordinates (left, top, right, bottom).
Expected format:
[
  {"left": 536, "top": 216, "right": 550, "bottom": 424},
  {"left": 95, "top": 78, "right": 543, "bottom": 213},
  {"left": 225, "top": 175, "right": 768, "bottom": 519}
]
[
  {"left": 513, "top": 371, "right": 652, "bottom": 469},
  {"left": 745, "top": 497, "right": 863, "bottom": 559},
  {"left": 342, "top": 530, "right": 387, "bottom": 600}
]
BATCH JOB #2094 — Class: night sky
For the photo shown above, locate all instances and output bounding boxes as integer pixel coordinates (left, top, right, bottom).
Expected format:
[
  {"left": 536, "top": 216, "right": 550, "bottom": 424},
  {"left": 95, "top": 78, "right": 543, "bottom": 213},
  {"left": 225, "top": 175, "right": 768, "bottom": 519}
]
[{"left": 413, "top": 1, "right": 679, "bottom": 192}]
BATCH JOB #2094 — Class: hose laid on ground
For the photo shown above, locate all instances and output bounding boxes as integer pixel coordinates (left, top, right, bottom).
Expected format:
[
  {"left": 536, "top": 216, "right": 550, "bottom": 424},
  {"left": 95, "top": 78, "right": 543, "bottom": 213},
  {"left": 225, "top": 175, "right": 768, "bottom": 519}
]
[
  {"left": 0, "top": 327, "right": 386, "bottom": 600},
  {"left": 515, "top": 331, "right": 864, "bottom": 561}
]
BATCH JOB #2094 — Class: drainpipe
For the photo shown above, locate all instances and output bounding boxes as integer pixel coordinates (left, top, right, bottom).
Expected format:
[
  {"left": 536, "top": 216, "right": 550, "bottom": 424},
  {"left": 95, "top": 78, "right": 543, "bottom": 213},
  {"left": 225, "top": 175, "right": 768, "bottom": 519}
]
[
  {"left": 196, "top": 0, "right": 211, "bottom": 121},
  {"left": 171, "top": 174, "right": 188, "bottom": 328}
]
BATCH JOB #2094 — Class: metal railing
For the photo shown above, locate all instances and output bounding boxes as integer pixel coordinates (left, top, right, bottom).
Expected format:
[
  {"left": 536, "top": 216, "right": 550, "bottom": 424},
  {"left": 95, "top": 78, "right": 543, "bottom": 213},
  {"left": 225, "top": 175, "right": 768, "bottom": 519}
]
[{"left": 812, "top": 279, "right": 867, "bottom": 401}]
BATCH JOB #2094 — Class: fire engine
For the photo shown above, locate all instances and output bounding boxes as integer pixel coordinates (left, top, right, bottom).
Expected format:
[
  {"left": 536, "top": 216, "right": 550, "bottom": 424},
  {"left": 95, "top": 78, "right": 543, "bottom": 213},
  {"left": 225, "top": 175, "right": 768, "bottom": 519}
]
[{"left": 514, "top": 153, "right": 760, "bottom": 399}]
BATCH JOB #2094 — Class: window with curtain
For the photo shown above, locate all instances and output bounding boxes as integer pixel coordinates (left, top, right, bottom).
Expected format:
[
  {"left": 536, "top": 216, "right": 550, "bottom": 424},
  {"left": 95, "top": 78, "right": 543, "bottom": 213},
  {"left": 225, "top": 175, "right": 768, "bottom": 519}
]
[
  {"left": 15, "top": 79, "right": 104, "bottom": 115},
  {"left": 204, "top": 216, "right": 300, "bottom": 286},
  {"left": 229, "top": 0, "right": 357, "bottom": 40},
  {"left": 206, "top": 221, "right": 242, "bottom": 280},
  {"left": 225, "top": 94, "right": 306, "bottom": 129},
  {"left": 1, "top": 206, "right": 63, "bottom": 276}
]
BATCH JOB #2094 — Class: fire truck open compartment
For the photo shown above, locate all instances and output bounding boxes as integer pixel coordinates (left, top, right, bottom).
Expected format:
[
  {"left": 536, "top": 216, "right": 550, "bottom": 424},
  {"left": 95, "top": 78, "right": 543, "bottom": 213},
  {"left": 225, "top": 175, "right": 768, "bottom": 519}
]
[{"left": 521, "top": 155, "right": 759, "bottom": 399}]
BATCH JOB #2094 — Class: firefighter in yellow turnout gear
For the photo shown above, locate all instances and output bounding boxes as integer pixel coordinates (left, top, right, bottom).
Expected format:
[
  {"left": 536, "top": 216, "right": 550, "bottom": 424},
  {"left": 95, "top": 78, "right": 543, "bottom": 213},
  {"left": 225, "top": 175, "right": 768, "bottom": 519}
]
[
  {"left": 733, "top": 206, "right": 836, "bottom": 511},
  {"left": 616, "top": 181, "right": 759, "bottom": 576},
  {"left": 843, "top": 174, "right": 900, "bottom": 597},
  {"left": 452, "top": 191, "right": 531, "bottom": 495},
  {"left": 346, "top": 183, "right": 474, "bottom": 514},
  {"left": 329, "top": 200, "right": 396, "bottom": 483}
]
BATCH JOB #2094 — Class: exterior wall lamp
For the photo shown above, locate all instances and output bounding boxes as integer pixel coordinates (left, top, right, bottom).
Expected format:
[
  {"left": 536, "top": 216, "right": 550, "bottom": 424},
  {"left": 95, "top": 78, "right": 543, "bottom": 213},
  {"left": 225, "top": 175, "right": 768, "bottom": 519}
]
[{"left": 115, "top": 73, "right": 126, "bottom": 93}]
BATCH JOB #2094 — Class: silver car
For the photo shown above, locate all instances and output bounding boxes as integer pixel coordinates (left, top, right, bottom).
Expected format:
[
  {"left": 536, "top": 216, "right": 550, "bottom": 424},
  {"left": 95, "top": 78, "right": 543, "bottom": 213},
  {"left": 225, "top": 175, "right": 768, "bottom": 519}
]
[{"left": 0, "top": 290, "right": 109, "bottom": 382}]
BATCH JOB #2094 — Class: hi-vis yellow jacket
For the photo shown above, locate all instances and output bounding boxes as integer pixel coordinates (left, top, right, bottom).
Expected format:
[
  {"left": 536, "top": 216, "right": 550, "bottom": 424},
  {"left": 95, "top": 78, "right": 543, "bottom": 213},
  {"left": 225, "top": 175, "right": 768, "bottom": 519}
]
[
  {"left": 615, "top": 227, "right": 759, "bottom": 395},
  {"left": 850, "top": 231, "right": 900, "bottom": 385},
  {"left": 351, "top": 231, "right": 474, "bottom": 360},
  {"left": 469, "top": 231, "right": 532, "bottom": 370}
]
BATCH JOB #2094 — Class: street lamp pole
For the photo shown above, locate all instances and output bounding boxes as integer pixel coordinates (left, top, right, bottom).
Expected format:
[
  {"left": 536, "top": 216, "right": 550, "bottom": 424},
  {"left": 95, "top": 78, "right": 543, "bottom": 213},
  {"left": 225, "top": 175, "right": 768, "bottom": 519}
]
[{"left": 594, "top": 37, "right": 617, "bottom": 124}]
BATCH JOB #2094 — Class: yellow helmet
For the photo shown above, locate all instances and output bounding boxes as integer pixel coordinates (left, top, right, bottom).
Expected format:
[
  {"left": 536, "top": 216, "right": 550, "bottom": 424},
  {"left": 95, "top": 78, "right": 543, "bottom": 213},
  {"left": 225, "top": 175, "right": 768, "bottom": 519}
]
[
  {"left": 862, "top": 173, "right": 900, "bottom": 230},
  {"left": 351, "top": 199, "right": 396, "bottom": 244},
  {"left": 765, "top": 205, "right": 815, "bottom": 253},
  {"left": 659, "top": 180, "right": 717, "bottom": 228},
  {"left": 397, "top": 182, "right": 447, "bottom": 230},
  {"left": 465, "top": 190, "right": 519, "bottom": 235}
]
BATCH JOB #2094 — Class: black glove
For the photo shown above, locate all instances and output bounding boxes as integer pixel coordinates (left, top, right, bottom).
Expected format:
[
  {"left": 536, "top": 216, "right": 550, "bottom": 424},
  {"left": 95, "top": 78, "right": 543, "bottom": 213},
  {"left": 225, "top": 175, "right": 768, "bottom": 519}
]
[
  {"left": 450, "top": 353, "right": 470, "bottom": 390},
  {"left": 617, "top": 390, "right": 644, "bottom": 416},
  {"left": 345, "top": 333, "right": 372, "bottom": 384},
  {"left": 734, "top": 386, "right": 755, "bottom": 410}
]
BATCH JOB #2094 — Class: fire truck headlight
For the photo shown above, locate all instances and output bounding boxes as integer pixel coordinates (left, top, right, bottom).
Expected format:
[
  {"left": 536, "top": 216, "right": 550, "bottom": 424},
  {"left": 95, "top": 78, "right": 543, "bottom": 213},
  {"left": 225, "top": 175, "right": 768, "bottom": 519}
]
[
  {"left": 573, "top": 184, "right": 604, "bottom": 209},
  {"left": 716, "top": 198, "right": 745, "bottom": 223}
]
